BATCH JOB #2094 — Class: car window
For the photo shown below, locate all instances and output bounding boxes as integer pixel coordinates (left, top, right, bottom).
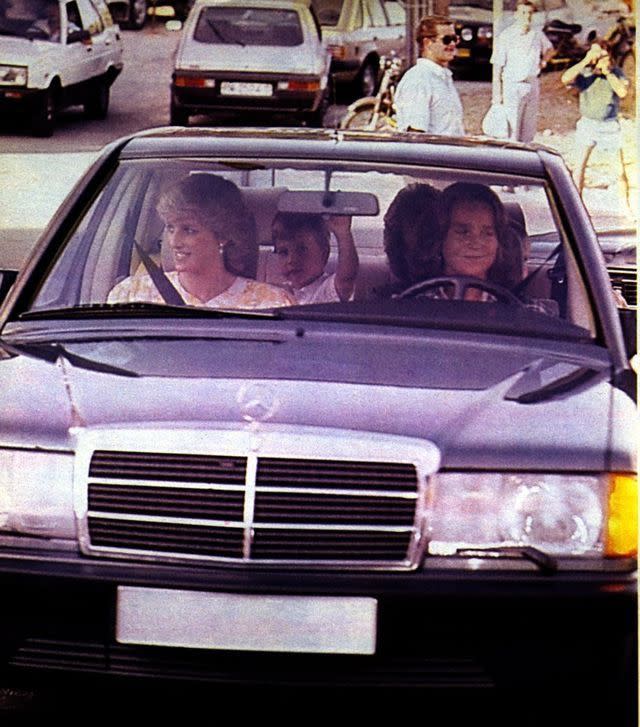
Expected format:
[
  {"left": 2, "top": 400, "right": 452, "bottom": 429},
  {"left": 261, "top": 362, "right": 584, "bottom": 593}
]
[
  {"left": 76, "top": 0, "right": 102, "bottom": 34},
  {"left": 193, "top": 6, "right": 304, "bottom": 47},
  {"left": 311, "top": 0, "right": 343, "bottom": 26},
  {"left": 365, "top": 0, "right": 387, "bottom": 27},
  {"left": 91, "top": 0, "right": 113, "bottom": 26},
  {"left": 383, "top": 0, "right": 404, "bottom": 25},
  {"left": 66, "top": 0, "right": 83, "bottom": 30},
  {"left": 0, "top": 0, "right": 60, "bottom": 39},
  {"left": 22, "top": 157, "right": 597, "bottom": 345}
]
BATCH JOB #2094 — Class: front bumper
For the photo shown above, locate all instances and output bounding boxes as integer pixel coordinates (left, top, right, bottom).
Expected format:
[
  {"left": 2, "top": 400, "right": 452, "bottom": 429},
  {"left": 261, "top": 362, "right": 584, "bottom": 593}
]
[
  {"left": 0, "top": 548, "right": 636, "bottom": 704},
  {"left": 0, "top": 86, "right": 42, "bottom": 115}
]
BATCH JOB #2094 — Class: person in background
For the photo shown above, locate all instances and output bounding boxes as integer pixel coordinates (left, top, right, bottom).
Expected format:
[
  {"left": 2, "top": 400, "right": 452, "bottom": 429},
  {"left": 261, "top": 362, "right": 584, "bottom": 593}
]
[
  {"left": 560, "top": 40, "right": 631, "bottom": 209},
  {"left": 108, "top": 174, "right": 293, "bottom": 309},
  {"left": 491, "top": 0, "right": 555, "bottom": 142},
  {"left": 394, "top": 15, "right": 465, "bottom": 135},
  {"left": 271, "top": 212, "right": 358, "bottom": 303}
]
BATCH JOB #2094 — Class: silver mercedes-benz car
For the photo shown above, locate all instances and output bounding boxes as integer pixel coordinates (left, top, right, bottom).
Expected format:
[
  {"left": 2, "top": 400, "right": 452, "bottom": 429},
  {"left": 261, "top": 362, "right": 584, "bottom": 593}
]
[{"left": 0, "top": 127, "right": 636, "bottom": 724}]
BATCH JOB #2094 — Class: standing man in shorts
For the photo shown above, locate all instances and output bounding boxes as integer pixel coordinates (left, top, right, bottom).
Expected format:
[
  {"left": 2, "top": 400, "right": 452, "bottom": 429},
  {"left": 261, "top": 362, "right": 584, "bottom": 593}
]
[
  {"left": 394, "top": 15, "right": 465, "bottom": 135},
  {"left": 561, "top": 40, "right": 631, "bottom": 207},
  {"left": 491, "top": 0, "right": 555, "bottom": 142}
]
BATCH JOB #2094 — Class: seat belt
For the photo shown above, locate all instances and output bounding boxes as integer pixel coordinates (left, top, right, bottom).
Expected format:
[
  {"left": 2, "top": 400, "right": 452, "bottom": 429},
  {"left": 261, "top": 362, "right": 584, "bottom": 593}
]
[
  {"left": 512, "top": 242, "right": 563, "bottom": 299},
  {"left": 133, "top": 241, "right": 187, "bottom": 307}
]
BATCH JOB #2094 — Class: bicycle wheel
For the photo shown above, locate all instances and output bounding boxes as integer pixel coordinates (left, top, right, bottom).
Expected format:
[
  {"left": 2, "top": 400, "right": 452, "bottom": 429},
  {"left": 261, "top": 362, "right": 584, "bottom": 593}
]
[
  {"left": 341, "top": 101, "right": 376, "bottom": 129},
  {"left": 341, "top": 102, "right": 395, "bottom": 131}
]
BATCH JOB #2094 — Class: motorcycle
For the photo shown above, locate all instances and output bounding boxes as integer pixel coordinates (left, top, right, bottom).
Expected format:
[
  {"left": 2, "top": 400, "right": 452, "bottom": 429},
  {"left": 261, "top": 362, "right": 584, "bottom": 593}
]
[
  {"left": 340, "top": 54, "right": 403, "bottom": 131},
  {"left": 543, "top": 18, "right": 588, "bottom": 70}
]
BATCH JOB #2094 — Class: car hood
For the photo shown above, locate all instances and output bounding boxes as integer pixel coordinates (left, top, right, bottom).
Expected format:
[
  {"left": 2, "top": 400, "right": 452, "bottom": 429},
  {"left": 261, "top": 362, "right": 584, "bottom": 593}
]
[
  {"left": 177, "top": 42, "right": 327, "bottom": 75},
  {"left": 0, "top": 335, "right": 635, "bottom": 471},
  {"left": 0, "top": 36, "right": 58, "bottom": 64}
]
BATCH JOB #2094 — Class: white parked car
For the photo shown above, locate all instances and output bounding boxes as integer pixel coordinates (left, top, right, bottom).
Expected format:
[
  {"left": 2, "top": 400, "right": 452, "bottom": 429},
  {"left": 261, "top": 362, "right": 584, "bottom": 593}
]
[
  {"left": 313, "top": 0, "right": 406, "bottom": 97},
  {"left": 170, "top": 0, "right": 331, "bottom": 126},
  {"left": 0, "top": 0, "right": 123, "bottom": 136}
]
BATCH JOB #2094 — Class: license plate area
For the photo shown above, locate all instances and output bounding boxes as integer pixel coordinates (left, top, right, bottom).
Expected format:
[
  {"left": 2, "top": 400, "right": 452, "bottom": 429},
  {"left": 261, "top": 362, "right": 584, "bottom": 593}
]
[
  {"left": 220, "top": 81, "right": 273, "bottom": 97},
  {"left": 116, "top": 587, "right": 377, "bottom": 655}
]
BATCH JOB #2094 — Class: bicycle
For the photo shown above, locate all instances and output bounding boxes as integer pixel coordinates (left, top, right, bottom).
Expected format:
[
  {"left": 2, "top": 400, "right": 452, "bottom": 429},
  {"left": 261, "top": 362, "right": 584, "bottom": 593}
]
[{"left": 339, "top": 54, "right": 403, "bottom": 131}]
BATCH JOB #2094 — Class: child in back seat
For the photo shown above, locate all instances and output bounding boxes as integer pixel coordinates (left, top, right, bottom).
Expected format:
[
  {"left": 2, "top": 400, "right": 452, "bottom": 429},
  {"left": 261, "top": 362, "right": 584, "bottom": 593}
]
[{"left": 271, "top": 212, "right": 359, "bottom": 304}]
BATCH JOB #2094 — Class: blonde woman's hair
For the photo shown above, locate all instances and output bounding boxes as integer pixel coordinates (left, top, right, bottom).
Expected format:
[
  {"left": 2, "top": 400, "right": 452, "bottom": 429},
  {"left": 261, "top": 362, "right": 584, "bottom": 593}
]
[{"left": 157, "top": 173, "right": 258, "bottom": 278}]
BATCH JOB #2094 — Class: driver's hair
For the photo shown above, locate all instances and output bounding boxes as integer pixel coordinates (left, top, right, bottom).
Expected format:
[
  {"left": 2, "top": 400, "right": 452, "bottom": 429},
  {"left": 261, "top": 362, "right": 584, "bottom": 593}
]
[{"left": 429, "top": 182, "right": 523, "bottom": 289}]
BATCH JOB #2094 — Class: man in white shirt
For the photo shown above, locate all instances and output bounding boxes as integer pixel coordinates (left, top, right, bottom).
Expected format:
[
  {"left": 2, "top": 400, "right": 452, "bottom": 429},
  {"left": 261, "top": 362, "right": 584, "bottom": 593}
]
[
  {"left": 394, "top": 15, "right": 465, "bottom": 135},
  {"left": 491, "top": 0, "right": 555, "bottom": 142}
]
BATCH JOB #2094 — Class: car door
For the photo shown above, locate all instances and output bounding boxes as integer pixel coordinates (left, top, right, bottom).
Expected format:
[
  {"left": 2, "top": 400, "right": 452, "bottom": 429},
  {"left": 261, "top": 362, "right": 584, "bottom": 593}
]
[
  {"left": 366, "top": 0, "right": 403, "bottom": 58},
  {"left": 75, "top": 0, "right": 110, "bottom": 77},
  {"left": 59, "top": 0, "right": 96, "bottom": 87},
  {"left": 381, "top": 0, "right": 405, "bottom": 57}
]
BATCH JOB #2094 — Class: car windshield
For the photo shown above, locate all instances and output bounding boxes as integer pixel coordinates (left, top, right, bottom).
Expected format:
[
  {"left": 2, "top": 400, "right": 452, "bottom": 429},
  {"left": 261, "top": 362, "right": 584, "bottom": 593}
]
[
  {"left": 193, "top": 6, "right": 304, "bottom": 46},
  {"left": 0, "top": 0, "right": 61, "bottom": 40},
  {"left": 22, "top": 157, "right": 597, "bottom": 343}
]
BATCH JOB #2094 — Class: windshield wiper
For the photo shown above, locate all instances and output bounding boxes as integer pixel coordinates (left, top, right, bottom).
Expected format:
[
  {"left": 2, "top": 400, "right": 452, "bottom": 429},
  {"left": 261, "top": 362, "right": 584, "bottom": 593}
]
[
  {"left": 504, "top": 361, "right": 600, "bottom": 404},
  {"left": 456, "top": 546, "right": 558, "bottom": 574},
  {"left": 18, "top": 302, "right": 280, "bottom": 320},
  {"left": 1, "top": 340, "right": 139, "bottom": 377},
  {"left": 206, "top": 18, "right": 245, "bottom": 46}
]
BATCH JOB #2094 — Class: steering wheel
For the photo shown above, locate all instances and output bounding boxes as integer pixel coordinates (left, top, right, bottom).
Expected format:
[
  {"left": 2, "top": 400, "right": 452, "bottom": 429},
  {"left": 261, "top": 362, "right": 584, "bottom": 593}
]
[{"left": 396, "top": 275, "right": 526, "bottom": 307}]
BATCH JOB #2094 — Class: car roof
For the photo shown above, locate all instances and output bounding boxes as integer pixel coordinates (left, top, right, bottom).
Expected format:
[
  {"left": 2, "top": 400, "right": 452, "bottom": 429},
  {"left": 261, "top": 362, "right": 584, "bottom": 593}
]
[{"left": 116, "top": 127, "right": 553, "bottom": 178}]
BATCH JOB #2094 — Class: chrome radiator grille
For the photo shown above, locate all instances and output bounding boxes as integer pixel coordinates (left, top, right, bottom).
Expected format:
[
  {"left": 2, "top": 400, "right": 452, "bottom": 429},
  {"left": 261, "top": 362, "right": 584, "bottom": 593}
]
[{"left": 78, "top": 429, "right": 437, "bottom": 570}]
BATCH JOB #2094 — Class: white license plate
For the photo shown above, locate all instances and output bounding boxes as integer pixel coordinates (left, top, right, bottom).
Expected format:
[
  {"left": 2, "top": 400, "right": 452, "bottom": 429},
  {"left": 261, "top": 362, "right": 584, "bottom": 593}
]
[
  {"left": 116, "top": 587, "right": 377, "bottom": 655},
  {"left": 220, "top": 81, "right": 272, "bottom": 97}
]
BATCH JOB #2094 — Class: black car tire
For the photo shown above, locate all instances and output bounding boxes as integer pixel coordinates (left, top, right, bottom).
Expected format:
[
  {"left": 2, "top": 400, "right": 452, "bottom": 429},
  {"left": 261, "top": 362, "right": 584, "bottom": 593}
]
[
  {"left": 31, "top": 87, "right": 56, "bottom": 137},
  {"left": 124, "top": 0, "right": 147, "bottom": 29},
  {"left": 84, "top": 80, "right": 110, "bottom": 120},
  {"left": 170, "top": 103, "right": 189, "bottom": 126},
  {"left": 173, "top": 0, "right": 191, "bottom": 21},
  {"left": 355, "top": 60, "right": 378, "bottom": 99}
]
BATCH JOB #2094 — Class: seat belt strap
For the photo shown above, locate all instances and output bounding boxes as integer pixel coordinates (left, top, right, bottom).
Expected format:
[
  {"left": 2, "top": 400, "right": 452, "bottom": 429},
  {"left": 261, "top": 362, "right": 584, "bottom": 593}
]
[{"left": 133, "top": 241, "right": 186, "bottom": 307}]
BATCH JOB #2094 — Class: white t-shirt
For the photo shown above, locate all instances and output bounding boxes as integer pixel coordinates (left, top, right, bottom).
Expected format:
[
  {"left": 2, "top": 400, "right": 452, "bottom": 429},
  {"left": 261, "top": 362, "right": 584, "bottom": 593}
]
[
  {"left": 492, "top": 23, "right": 553, "bottom": 83},
  {"left": 394, "top": 58, "right": 465, "bottom": 135},
  {"left": 289, "top": 273, "right": 339, "bottom": 304}
]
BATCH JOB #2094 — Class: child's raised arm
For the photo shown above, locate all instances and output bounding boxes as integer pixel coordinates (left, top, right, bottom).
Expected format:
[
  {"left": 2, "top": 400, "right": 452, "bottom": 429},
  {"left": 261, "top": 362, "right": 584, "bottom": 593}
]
[{"left": 326, "top": 215, "right": 359, "bottom": 301}]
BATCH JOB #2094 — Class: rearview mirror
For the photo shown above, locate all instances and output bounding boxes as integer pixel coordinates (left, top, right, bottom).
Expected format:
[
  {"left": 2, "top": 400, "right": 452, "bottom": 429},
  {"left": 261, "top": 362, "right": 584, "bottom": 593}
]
[{"left": 277, "top": 191, "right": 379, "bottom": 216}]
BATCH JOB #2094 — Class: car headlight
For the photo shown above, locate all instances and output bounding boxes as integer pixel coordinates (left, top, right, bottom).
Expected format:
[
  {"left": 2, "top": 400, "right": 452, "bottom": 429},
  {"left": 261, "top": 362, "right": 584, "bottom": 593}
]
[
  {"left": 460, "top": 27, "right": 473, "bottom": 42},
  {"left": 427, "top": 472, "right": 637, "bottom": 557},
  {"left": 477, "top": 26, "right": 492, "bottom": 39},
  {"left": 0, "top": 64, "right": 28, "bottom": 86},
  {"left": 0, "top": 448, "right": 76, "bottom": 539}
]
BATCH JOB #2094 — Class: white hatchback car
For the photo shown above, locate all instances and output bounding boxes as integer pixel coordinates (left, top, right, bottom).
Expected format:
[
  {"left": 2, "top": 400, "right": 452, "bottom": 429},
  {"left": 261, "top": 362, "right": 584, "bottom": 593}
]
[
  {"left": 0, "top": 0, "right": 124, "bottom": 136},
  {"left": 170, "top": 0, "right": 331, "bottom": 126}
]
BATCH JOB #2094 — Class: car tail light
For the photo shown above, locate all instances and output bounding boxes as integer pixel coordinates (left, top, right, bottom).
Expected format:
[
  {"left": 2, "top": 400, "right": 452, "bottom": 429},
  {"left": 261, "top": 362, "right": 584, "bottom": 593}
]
[
  {"left": 278, "top": 80, "right": 321, "bottom": 92},
  {"left": 327, "top": 44, "right": 346, "bottom": 60},
  {"left": 174, "top": 75, "right": 215, "bottom": 88}
]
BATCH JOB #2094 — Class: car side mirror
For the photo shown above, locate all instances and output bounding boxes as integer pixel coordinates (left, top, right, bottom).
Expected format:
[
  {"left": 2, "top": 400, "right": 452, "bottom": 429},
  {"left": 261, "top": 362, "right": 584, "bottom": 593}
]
[
  {"left": 0, "top": 270, "right": 18, "bottom": 306},
  {"left": 67, "top": 28, "right": 91, "bottom": 44}
]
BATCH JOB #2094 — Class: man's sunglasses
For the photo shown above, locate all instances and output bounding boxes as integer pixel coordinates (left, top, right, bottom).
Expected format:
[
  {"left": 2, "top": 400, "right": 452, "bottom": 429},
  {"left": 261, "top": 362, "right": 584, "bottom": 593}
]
[{"left": 438, "top": 34, "right": 460, "bottom": 45}]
